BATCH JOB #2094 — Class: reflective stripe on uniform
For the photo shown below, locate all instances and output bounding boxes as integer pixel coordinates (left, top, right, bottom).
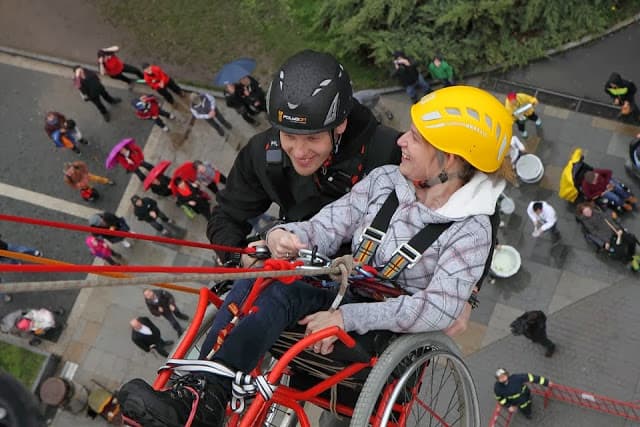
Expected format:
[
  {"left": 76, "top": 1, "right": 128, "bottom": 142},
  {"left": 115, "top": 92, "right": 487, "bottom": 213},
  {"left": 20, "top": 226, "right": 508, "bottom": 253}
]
[
  {"left": 519, "top": 400, "right": 531, "bottom": 408},
  {"left": 538, "top": 376, "right": 546, "bottom": 385}
]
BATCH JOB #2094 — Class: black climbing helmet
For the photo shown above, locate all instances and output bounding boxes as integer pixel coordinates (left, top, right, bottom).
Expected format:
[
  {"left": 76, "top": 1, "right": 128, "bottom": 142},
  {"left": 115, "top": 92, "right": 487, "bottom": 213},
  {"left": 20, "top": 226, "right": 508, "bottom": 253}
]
[{"left": 267, "top": 50, "right": 353, "bottom": 135}]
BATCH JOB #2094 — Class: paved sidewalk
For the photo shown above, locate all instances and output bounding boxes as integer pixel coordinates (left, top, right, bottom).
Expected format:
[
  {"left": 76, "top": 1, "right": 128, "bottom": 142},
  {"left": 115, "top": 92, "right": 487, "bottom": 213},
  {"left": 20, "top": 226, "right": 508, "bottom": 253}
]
[{"left": 0, "top": 51, "right": 638, "bottom": 427}]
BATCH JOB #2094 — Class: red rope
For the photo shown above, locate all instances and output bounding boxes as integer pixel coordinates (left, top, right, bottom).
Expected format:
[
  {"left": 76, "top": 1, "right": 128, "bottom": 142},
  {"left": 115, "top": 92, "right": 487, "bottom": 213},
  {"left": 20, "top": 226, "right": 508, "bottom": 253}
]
[
  {"left": 0, "top": 213, "right": 253, "bottom": 254},
  {"left": 0, "top": 264, "right": 275, "bottom": 274}
]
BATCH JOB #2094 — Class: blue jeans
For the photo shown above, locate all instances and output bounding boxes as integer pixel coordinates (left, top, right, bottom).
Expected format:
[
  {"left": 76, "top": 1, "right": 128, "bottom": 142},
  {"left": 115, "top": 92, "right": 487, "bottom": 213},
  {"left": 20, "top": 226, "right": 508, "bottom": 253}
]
[
  {"left": 405, "top": 74, "right": 430, "bottom": 103},
  {"left": 0, "top": 243, "right": 40, "bottom": 264},
  {"left": 602, "top": 178, "right": 631, "bottom": 207},
  {"left": 199, "top": 279, "right": 337, "bottom": 372}
]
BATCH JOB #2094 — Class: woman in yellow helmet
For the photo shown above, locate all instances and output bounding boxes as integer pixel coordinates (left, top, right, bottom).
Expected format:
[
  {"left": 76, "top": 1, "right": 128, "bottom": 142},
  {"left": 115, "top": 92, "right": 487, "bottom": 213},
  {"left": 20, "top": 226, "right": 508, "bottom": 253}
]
[{"left": 118, "top": 86, "right": 513, "bottom": 426}]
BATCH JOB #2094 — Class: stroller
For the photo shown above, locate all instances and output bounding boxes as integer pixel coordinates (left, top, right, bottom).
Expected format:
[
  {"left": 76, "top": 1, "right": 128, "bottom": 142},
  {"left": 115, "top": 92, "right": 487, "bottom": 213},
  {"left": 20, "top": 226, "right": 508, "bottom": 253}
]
[
  {"left": 559, "top": 148, "right": 635, "bottom": 213},
  {"left": 0, "top": 307, "right": 64, "bottom": 345}
]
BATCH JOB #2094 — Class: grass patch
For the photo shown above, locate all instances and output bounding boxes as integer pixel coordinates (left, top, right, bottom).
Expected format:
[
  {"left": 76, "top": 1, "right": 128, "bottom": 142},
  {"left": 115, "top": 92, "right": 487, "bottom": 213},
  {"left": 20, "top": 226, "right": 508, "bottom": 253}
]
[
  {"left": 96, "top": 0, "right": 391, "bottom": 89},
  {"left": 0, "top": 341, "right": 46, "bottom": 389}
]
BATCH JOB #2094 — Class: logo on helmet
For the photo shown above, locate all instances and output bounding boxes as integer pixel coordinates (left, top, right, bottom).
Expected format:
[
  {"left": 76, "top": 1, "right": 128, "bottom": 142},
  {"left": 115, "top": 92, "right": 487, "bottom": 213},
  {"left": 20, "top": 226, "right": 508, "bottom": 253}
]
[{"left": 278, "top": 110, "right": 307, "bottom": 125}]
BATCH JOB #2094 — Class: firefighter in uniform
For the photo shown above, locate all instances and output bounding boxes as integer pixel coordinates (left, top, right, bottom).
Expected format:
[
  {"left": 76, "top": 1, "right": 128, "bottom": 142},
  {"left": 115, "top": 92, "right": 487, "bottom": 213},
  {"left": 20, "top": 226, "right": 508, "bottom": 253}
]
[{"left": 494, "top": 368, "right": 552, "bottom": 419}]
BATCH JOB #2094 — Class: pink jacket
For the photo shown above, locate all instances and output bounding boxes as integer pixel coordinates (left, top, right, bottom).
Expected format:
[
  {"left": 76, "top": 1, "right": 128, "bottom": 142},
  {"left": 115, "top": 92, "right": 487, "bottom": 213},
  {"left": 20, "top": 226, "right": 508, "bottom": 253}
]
[{"left": 85, "top": 236, "right": 112, "bottom": 259}]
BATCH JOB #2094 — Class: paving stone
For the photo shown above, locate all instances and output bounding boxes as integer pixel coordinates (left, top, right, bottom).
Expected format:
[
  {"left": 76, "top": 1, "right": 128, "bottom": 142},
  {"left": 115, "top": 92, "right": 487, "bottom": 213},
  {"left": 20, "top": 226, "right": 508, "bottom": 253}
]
[
  {"left": 538, "top": 164, "right": 562, "bottom": 191},
  {"left": 548, "top": 270, "right": 611, "bottom": 313},
  {"left": 491, "top": 259, "right": 562, "bottom": 312},
  {"left": 480, "top": 302, "right": 523, "bottom": 347},
  {"left": 543, "top": 105, "right": 570, "bottom": 120},
  {"left": 453, "top": 320, "right": 487, "bottom": 356},
  {"left": 62, "top": 340, "right": 89, "bottom": 364},
  {"left": 607, "top": 132, "right": 635, "bottom": 159},
  {"left": 76, "top": 320, "right": 103, "bottom": 345}
]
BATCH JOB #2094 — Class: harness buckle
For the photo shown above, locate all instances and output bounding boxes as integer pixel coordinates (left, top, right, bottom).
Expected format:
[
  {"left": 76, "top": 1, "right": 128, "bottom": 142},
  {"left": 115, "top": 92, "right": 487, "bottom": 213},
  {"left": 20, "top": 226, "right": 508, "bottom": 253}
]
[
  {"left": 392, "top": 243, "right": 423, "bottom": 269},
  {"left": 359, "top": 226, "right": 385, "bottom": 244}
]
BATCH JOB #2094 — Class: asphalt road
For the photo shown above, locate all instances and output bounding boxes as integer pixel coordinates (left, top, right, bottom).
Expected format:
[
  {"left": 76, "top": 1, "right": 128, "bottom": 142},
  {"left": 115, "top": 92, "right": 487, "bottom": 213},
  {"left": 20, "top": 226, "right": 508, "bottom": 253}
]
[
  {"left": 500, "top": 21, "right": 640, "bottom": 103},
  {"left": 0, "top": 59, "right": 153, "bottom": 340}
]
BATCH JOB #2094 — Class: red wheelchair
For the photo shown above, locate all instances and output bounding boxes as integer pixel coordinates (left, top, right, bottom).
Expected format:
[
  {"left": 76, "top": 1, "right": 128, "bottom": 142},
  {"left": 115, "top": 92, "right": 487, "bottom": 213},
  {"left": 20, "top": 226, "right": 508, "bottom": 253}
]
[{"left": 149, "top": 252, "right": 480, "bottom": 427}]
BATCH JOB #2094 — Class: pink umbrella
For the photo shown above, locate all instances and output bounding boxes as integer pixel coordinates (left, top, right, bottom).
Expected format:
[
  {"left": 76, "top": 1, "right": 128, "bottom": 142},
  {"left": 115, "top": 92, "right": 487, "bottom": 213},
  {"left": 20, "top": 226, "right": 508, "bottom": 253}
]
[
  {"left": 105, "top": 138, "right": 136, "bottom": 169},
  {"left": 142, "top": 160, "right": 172, "bottom": 191}
]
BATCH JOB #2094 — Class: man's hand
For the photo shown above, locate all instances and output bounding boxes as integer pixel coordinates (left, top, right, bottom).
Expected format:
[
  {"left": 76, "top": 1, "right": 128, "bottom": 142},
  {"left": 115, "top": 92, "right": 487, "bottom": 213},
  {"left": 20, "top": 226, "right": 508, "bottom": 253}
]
[
  {"left": 614, "top": 98, "right": 620, "bottom": 105},
  {"left": 240, "top": 240, "right": 267, "bottom": 268},
  {"left": 508, "top": 406, "right": 517, "bottom": 413},
  {"left": 158, "top": 306, "right": 164, "bottom": 313},
  {"left": 266, "top": 229, "right": 306, "bottom": 259},
  {"left": 444, "top": 302, "right": 472, "bottom": 336},
  {"left": 169, "top": 304, "right": 176, "bottom": 312},
  {"left": 149, "top": 211, "right": 158, "bottom": 220},
  {"left": 298, "top": 310, "right": 344, "bottom": 355}
]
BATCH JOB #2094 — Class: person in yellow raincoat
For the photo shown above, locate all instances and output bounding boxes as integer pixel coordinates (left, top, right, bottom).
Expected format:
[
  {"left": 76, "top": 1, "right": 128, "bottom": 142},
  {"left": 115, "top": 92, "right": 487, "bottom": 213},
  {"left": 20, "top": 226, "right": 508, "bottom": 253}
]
[{"left": 505, "top": 92, "right": 542, "bottom": 139}]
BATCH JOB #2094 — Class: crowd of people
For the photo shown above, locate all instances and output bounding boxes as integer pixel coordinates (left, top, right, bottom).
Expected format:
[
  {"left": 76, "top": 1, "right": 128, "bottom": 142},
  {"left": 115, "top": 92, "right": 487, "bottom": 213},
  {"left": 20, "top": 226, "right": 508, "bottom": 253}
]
[{"left": 2, "top": 44, "right": 639, "bottom": 426}]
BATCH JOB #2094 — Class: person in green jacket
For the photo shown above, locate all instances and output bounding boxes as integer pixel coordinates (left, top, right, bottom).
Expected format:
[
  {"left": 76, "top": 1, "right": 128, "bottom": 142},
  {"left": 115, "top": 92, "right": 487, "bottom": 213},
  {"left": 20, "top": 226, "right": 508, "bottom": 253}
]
[{"left": 428, "top": 54, "right": 455, "bottom": 87}]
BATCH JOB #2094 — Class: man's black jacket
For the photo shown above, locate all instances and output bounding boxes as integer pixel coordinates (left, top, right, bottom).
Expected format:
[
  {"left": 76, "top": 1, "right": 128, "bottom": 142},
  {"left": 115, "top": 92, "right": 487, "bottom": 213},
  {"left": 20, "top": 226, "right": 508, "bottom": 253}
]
[
  {"left": 131, "top": 317, "right": 163, "bottom": 352},
  {"left": 207, "top": 99, "right": 401, "bottom": 263}
]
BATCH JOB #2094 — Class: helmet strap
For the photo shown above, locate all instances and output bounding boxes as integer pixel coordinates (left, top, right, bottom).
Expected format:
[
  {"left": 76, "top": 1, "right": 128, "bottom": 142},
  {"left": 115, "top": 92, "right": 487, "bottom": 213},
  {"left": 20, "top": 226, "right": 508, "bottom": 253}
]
[
  {"left": 417, "top": 170, "right": 449, "bottom": 188},
  {"left": 331, "top": 131, "right": 343, "bottom": 155}
]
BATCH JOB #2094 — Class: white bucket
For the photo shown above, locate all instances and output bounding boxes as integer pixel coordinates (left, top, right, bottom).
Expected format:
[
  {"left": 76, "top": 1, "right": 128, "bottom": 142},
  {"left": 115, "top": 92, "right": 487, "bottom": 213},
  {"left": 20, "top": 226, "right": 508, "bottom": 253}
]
[
  {"left": 516, "top": 154, "right": 545, "bottom": 183},
  {"left": 490, "top": 245, "right": 522, "bottom": 278},
  {"left": 499, "top": 194, "right": 515, "bottom": 215}
]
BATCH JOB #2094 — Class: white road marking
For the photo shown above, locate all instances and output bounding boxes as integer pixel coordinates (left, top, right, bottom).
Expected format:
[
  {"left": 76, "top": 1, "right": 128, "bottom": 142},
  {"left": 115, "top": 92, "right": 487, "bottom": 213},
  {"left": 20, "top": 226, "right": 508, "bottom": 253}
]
[{"left": 0, "top": 181, "right": 99, "bottom": 219}]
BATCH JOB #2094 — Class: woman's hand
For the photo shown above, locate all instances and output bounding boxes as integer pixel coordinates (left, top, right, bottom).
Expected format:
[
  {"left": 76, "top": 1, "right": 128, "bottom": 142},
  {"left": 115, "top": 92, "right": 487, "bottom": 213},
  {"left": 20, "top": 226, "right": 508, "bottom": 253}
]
[
  {"left": 266, "top": 229, "right": 306, "bottom": 259},
  {"left": 298, "top": 310, "right": 345, "bottom": 355}
]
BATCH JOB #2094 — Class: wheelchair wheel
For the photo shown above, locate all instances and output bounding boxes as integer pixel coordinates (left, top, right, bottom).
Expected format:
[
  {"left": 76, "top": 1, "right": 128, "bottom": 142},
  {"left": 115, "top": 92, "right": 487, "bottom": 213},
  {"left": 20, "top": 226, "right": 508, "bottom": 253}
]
[{"left": 350, "top": 333, "right": 479, "bottom": 427}]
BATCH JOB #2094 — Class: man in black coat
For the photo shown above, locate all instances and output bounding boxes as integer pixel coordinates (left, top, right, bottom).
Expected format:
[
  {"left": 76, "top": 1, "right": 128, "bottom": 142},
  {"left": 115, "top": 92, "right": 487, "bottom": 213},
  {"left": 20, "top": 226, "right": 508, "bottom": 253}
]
[
  {"left": 131, "top": 195, "right": 173, "bottom": 236},
  {"left": 73, "top": 65, "right": 121, "bottom": 122},
  {"left": 129, "top": 317, "right": 173, "bottom": 357},
  {"left": 207, "top": 50, "right": 402, "bottom": 266},
  {"left": 143, "top": 288, "right": 189, "bottom": 336},
  {"left": 511, "top": 310, "right": 556, "bottom": 357}
]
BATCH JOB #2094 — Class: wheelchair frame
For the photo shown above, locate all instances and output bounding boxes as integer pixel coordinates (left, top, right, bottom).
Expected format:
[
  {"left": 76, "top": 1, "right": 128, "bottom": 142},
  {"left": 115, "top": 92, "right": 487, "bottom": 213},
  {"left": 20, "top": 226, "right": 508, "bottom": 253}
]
[{"left": 151, "top": 282, "right": 480, "bottom": 427}]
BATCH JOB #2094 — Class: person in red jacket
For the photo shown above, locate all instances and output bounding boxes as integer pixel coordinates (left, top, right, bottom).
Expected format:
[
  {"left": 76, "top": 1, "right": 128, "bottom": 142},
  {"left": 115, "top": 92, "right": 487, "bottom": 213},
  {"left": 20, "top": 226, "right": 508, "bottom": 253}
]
[
  {"left": 98, "top": 46, "right": 144, "bottom": 87},
  {"left": 113, "top": 139, "right": 155, "bottom": 181},
  {"left": 131, "top": 94, "right": 175, "bottom": 131},
  {"left": 581, "top": 169, "right": 636, "bottom": 211},
  {"left": 141, "top": 63, "right": 184, "bottom": 104}
]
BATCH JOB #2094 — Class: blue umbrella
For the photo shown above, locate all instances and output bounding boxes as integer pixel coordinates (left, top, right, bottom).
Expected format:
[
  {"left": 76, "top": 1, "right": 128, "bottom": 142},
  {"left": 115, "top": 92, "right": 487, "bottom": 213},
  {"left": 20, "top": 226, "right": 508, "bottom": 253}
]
[{"left": 213, "top": 58, "right": 257, "bottom": 86}]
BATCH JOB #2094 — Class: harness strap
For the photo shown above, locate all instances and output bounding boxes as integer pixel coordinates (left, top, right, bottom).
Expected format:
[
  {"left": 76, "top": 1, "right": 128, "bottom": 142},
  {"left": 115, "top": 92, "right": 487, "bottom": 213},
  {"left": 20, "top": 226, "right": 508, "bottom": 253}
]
[
  {"left": 160, "top": 359, "right": 276, "bottom": 414},
  {"left": 353, "top": 190, "right": 453, "bottom": 279},
  {"left": 353, "top": 192, "right": 399, "bottom": 264}
]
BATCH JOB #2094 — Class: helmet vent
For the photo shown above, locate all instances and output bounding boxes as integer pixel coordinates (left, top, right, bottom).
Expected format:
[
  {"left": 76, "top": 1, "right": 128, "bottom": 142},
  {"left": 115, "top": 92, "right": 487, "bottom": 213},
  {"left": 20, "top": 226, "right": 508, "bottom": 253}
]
[
  {"left": 466, "top": 108, "right": 480, "bottom": 121},
  {"left": 420, "top": 111, "right": 442, "bottom": 122},
  {"left": 498, "top": 136, "right": 507, "bottom": 159},
  {"left": 485, "top": 114, "right": 493, "bottom": 129},
  {"left": 287, "top": 102, "right": 299, "bottom": 109},
  {"left": 323, "top": 93, "right": 340, "bottom": 126},
  {"left": 279, "top": 70, "right": 284, "bottom": 90},
  {"left": 496, "top": 123, "right": 502, "bottom": 142},
  {"left": 445, "top": 107, "right": 461, "bottom": 116}
]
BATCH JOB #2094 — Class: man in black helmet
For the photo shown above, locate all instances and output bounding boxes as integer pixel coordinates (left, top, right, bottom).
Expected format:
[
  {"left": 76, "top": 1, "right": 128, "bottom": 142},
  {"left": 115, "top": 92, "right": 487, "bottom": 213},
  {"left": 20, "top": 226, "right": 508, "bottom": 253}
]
[{"left": 207, "top": 49, "right": 402, "bottom": 267}]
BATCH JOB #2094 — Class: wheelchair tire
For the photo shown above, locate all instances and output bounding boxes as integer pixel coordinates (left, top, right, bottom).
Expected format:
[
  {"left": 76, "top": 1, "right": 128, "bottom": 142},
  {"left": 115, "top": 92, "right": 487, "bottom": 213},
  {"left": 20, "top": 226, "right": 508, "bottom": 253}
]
[{"left": 349, "top": 332, "right": 479, "bottom": 427}]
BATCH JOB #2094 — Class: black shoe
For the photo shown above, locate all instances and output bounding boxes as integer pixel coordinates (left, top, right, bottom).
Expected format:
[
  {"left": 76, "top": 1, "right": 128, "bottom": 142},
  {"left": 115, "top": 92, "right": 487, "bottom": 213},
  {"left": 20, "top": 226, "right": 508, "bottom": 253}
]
[
  {"left": 79, "top": 138, "right": 89, "bottom": 145},
  {"left": 545, "top": 344, "right": 556, "bottom": 358},
  {"left": 72, "top": 146, "right": 81, "bottom": 154},
  {"left": 223, "top": 122, "right": 232, "bottom": 130},
  {"left": 216, "top": 128, "right": 225, "bottom": 136},
  {"left": 111, "top": 97, "right": 122, "bottom": 104},
  {"left": 119, "top": 375, "right": 227, "bottom": 427},
  {"left": 175, "top": 312, "right": 189, "bottom": 321},
  {"left": 102, "top": 112, "right": 111, "bottom": 122}
]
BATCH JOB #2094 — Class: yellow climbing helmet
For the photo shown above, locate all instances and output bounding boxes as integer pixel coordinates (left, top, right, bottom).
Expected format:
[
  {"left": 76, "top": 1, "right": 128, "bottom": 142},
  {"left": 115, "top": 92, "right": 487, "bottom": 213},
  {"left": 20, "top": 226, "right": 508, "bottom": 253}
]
[{"left": 410, "top": 86, "right": 512, "bottom": 173}]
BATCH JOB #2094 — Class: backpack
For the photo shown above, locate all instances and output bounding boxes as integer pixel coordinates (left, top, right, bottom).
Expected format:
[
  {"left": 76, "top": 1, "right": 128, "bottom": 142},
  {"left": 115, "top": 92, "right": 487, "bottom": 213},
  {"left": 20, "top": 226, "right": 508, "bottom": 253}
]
[{"left": 510, "top": 315, "right": 528, "bottom": 335}]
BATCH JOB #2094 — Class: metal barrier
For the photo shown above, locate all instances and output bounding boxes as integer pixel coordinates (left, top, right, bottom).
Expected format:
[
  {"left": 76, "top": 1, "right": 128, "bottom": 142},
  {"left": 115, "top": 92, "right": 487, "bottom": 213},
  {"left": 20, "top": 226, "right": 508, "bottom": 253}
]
[{"left": 489, "top": 381, "right": 640, "bottom": 426}]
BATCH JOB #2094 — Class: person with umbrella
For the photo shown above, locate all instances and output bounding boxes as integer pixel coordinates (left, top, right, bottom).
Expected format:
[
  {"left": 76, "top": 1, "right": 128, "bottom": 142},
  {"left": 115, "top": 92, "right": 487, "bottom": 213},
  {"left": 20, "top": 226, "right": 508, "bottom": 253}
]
[
  {"left": 141, "top": 62, "right": 184, "bottom": 105},
  {"left": 216, "top": 58, "right": 265, "bottom": 125},
  {"left": 142, "top": 160, "right": 173, "bottom": 198},
  {"left": 107, "top": 138, "right": 155, "bottom": 181},
  {"left": 131, "top": 94, "right": 175, "bottom": 132}
]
